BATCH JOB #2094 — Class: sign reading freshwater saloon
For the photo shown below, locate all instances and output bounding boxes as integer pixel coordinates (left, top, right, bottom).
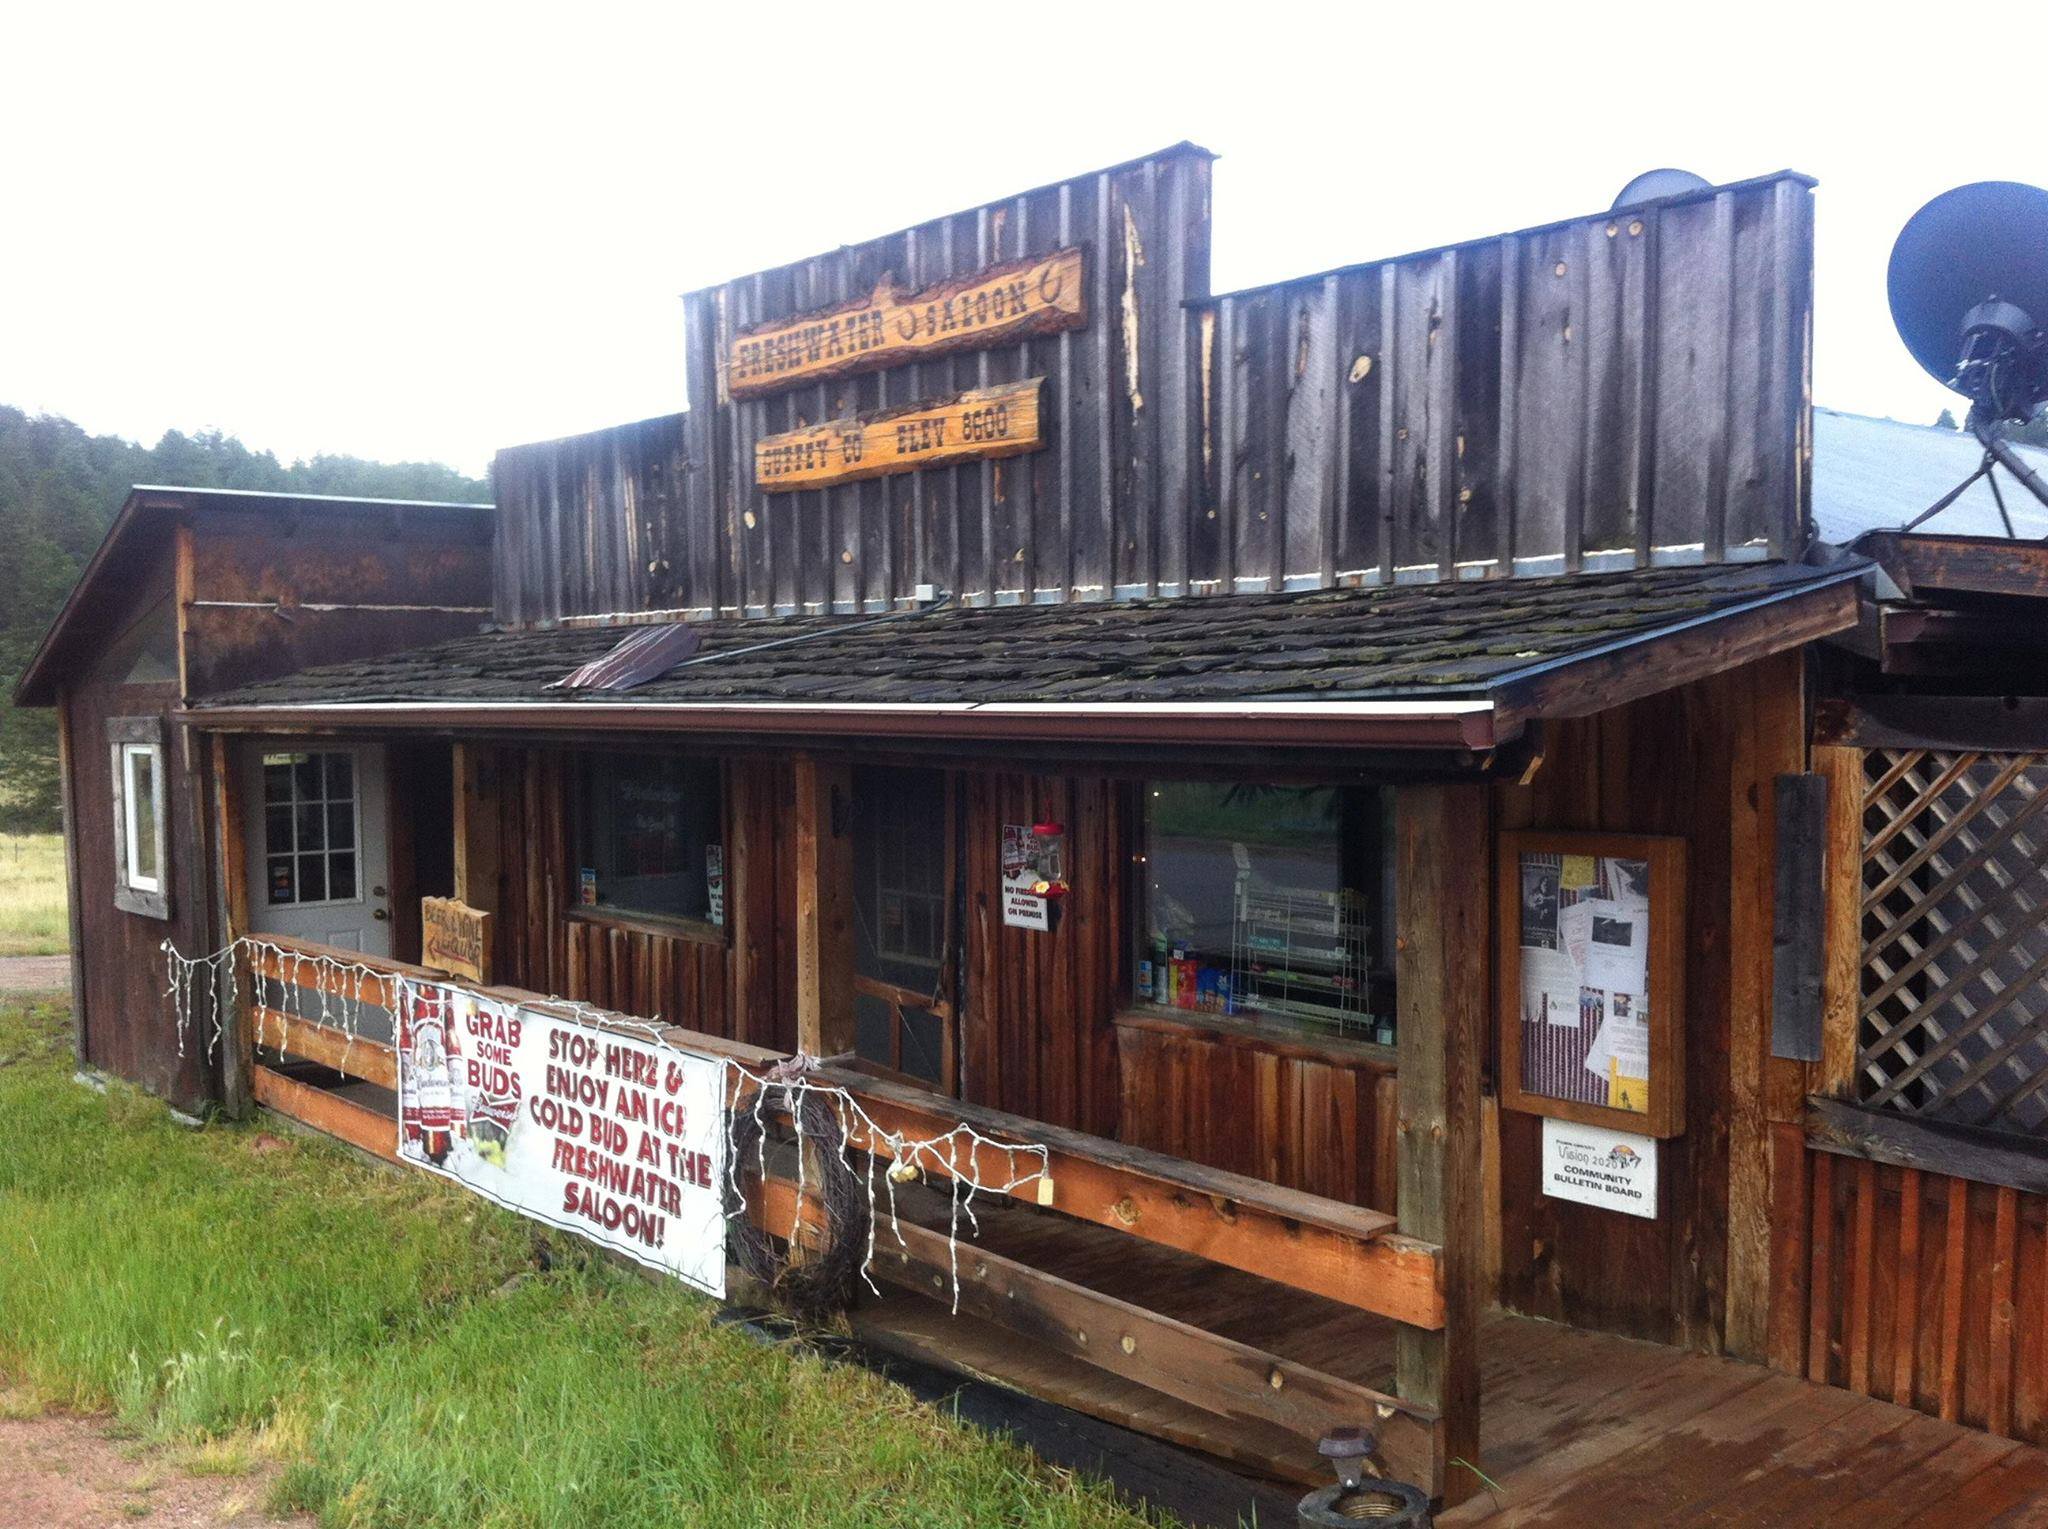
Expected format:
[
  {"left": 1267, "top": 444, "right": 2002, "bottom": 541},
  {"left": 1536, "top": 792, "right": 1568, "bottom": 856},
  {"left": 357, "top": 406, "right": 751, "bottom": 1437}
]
[
  {"left": 420, "top": 896, "right": 491, "bottom": 984},
  {"left": 397, "top": 986, "right": 727, "bottom": 1296},
  {"left": 755, "top": 378, "right": 1044, "bottom": 494},
  {"left": 1540, "top": 1116, "right": 1657, "bottom": 1220},
  {"left": 728, "top": 246, "right": 1086, "bottom": 399}
]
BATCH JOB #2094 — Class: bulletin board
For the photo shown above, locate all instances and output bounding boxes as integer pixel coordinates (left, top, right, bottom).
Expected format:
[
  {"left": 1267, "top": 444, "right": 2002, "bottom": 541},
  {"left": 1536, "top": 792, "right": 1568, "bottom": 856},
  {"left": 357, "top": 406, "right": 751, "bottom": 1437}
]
[{"left": 1497, "top": 830, "right": 1686, "bottom": 1138}]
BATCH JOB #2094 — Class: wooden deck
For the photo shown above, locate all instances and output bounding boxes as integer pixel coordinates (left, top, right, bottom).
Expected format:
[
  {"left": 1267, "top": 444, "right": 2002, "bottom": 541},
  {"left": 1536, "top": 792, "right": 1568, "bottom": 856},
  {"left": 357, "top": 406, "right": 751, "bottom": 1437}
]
[{"left": 858, "top": 1189, "right": 2048, "bottom": 1526}]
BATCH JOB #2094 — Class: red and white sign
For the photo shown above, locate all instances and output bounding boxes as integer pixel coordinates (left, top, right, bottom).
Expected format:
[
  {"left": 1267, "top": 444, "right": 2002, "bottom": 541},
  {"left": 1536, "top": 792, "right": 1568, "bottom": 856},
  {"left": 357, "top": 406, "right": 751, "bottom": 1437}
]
[{"left": 397, "top": 986, "right": 727, "bottom": 1295}]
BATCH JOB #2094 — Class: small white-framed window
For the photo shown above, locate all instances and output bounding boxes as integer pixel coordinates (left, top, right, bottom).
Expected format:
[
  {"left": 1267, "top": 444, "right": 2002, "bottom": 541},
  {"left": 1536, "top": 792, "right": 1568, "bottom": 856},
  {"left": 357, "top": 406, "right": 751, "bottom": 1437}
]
[
  {"left": 108, "top": 717, "right": 171, "bottom": 920},
  {"left": 122, "top": 744, "right": 162, "bottom": 893}
]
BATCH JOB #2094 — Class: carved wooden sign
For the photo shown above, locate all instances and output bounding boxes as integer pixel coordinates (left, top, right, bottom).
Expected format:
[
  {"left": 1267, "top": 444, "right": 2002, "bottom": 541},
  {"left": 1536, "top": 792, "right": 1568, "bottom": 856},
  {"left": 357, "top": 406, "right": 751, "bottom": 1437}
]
[
  {"left": 727, "top": 247, "right": 1085, "bottom": 399},
  {"left": 755, "top": 378, "right": 1044, "bottom": 493},
  {"left": 421, "top": 896, "right": 492, "bottom": 984}
]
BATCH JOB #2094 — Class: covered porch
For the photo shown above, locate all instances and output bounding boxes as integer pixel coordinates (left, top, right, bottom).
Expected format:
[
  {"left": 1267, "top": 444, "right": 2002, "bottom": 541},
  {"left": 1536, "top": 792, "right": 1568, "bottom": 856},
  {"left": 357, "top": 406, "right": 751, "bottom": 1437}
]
[
  {"left": 219, "top": 933, "right": 2048, "bottom": 1525},
  {"left": 175, "top": 555, "right": 1874, "bottom": 1513}
]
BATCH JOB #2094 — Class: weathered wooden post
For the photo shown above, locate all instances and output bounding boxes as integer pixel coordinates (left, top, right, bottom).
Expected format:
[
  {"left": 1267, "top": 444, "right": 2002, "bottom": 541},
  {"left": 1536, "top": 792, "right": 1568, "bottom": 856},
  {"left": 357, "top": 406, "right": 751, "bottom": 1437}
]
[{"left": 1395, "top": 783, "right": 1488, "bottom": 1506}]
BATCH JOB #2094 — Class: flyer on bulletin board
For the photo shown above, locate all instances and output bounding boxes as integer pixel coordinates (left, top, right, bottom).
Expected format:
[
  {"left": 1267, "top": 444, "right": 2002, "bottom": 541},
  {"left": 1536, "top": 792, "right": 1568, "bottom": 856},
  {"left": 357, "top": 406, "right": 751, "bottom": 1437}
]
[{"left": 1516, "top": 852, "right": 1652, "bottom": 1114}]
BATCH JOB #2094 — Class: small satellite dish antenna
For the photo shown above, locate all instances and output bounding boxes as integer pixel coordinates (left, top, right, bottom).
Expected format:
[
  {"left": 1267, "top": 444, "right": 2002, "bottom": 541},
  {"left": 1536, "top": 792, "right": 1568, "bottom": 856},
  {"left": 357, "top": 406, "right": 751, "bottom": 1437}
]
[
  {"left": 1610, "top": 168, "right": 1712, "bottom": 211},
  {"left": 1887, "top": 181, "right": 2048, "bottom": 534}
]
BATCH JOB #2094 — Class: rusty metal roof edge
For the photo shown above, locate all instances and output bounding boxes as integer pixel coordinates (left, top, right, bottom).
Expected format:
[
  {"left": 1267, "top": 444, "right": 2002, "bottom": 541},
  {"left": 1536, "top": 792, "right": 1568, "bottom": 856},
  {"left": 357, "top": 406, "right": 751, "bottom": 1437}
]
[
  {"left": 175, "top": 696, "right": 1500, "bottom": 752},
  {"left": 130, "top": 484, "right": 494, "bottom": 511}
]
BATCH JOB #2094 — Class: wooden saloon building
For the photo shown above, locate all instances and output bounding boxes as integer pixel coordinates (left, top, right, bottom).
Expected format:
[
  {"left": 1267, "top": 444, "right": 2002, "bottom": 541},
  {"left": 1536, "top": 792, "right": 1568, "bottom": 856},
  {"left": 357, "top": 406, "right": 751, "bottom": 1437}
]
[{"left": 24, "top": 146, "right": 2048, "bottom": 1519}]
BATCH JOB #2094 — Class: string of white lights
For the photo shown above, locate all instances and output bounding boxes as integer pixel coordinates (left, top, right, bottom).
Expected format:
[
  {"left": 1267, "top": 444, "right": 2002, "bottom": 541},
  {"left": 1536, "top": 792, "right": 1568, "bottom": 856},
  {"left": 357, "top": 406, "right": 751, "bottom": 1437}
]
[{"left": 158, "top": 937, "right": 1052, "bottom": 1311}]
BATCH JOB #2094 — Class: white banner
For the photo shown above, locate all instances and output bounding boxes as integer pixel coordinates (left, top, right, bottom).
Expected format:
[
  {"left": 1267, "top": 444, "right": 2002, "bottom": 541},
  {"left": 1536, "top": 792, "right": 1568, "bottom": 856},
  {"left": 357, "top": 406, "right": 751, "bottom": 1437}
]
[{"left": 397, "top": 986, "right": 727, "bottom": 1296}]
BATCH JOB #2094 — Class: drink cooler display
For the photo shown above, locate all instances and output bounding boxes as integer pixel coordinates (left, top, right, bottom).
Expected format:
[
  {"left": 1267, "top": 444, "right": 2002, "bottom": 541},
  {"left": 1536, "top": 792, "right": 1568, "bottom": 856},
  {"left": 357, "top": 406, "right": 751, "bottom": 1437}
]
[{"left": 1230, "top": 878, "right": 1386, "bottom": 1042}]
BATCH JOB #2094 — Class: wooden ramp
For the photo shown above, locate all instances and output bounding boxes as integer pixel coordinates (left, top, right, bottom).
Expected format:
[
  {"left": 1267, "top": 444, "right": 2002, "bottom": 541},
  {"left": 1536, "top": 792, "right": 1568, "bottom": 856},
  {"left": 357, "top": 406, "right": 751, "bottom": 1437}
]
[{"left": 855, "top": 1191, "right": 2048, "bottom": 1526}]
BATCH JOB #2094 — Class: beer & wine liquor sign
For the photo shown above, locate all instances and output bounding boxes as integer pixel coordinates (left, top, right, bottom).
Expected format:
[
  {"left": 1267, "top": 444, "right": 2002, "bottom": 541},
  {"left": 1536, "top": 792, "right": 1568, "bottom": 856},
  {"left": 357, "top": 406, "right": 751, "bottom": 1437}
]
[
  {"left": 755, "top": 378, "right": 1044, "bottom": 493},
  {"left": 397, "top": 986, "right": 728, "bottom": 1296},
  {"left": 727, "top": 246, "right": 1085, "bottom": 399}
]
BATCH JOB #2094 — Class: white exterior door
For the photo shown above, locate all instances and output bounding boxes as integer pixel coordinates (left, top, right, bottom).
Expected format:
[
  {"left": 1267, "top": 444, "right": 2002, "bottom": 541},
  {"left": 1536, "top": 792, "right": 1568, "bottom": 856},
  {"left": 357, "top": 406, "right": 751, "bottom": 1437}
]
[{"left": 243, "top": 742, "right": 391, "bottom": 957}]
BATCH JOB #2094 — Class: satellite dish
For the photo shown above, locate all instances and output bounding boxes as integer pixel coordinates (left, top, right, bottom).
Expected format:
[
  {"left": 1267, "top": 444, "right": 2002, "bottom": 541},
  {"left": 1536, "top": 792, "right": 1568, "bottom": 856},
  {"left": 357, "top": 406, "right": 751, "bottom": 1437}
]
[
  {"left": 1888, "top": 181, "right": 2048, "bottom": 424},
  {"left": 1610, "top": 168, "right": 1712, "bottom": 211}
]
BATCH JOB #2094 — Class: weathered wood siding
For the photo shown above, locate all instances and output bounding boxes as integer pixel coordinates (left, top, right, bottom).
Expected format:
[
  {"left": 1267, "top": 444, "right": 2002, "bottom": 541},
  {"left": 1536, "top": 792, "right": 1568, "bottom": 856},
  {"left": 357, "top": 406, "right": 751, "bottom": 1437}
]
[
  {"left": 492, "top": 165, "right": 1812, "bottom": 625},
  {"left": 1206, "top": 175, "right": 1811, "bottom": 587},
  {"left": 1117, "top": 1019, "right": 1399, "bottom": 1213},
  {"left": 1774, "top": 1142, "right": 2048, "bottom": 1443},
  {"left": 959, "top": 772, "right": 1124, "bottom": 1140},
  {"left": 486, "top": 748, "right": 797, "bottom": 1053},
  {"left": 1491, "top": 648, "right": 1806, "bottom": 1350},
  {"left": 64, "top": 578, "right": 218, "bottom": 1108}
]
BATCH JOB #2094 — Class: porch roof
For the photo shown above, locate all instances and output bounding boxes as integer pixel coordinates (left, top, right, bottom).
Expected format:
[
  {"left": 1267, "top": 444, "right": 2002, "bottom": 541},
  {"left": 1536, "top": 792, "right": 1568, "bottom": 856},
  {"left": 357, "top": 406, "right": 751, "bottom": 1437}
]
[{"left": 182, "top": 559, "right": 1867, "bottom": 750}]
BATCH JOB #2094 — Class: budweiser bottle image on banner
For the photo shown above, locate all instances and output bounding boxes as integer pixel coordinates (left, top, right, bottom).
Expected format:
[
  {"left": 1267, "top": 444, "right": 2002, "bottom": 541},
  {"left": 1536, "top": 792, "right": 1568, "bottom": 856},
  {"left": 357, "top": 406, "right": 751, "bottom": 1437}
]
[{"left": 411, "top": 1014, "right": 457, "bottom": 1166}]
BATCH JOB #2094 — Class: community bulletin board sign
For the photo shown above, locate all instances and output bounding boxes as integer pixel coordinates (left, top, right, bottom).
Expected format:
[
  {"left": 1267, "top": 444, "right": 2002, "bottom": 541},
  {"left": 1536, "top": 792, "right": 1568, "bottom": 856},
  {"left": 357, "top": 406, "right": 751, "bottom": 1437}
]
[
  {"left": 1498, "top": 830, "right": 1686, "bottom": 1140},
  {"left": 397, "top": 986, "right": 728, "bottom": 1296}
]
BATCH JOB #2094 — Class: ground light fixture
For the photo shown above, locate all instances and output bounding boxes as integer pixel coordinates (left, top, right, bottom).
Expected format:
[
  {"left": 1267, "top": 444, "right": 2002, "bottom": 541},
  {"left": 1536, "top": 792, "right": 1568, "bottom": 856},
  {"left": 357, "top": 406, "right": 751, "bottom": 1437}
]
[{"left": 1296, "top": 1427, "right": 1433, "bottom": 1525}]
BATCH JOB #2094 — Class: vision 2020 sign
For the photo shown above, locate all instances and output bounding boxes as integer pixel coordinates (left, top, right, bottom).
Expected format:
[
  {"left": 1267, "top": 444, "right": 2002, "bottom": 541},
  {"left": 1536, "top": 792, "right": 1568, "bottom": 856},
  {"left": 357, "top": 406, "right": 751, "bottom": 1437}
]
[{"left": 397, "top": 988, "right": 727, "bottom": 1296}]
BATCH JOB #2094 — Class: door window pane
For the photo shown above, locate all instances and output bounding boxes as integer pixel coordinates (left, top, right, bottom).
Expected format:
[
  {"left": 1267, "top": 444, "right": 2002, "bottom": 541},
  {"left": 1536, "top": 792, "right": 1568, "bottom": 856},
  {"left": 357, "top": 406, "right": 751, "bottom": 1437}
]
[{"left": 262, "top": 750, "right": 362, "bottom": 906}]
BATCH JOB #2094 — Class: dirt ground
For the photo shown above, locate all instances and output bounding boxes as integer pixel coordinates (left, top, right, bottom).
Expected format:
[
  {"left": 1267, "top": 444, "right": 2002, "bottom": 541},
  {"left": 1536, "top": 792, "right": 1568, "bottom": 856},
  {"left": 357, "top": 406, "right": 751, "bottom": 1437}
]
[
  {"left": 0, "top": 1411, "right": 312, "bottom": 1528},
  {"left": 0, "top": 954, "right": 69, "bottom": 993}
]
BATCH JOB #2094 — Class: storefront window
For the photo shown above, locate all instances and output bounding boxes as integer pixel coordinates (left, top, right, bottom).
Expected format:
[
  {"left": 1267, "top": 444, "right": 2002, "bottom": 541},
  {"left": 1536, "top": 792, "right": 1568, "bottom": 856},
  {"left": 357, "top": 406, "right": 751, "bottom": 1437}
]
[
  {"left": 573, "top": 754, "right": 723, "bottom": 925},
  {"left": 1139, "top": 782, "right": 1394, "bottom": 1044}
]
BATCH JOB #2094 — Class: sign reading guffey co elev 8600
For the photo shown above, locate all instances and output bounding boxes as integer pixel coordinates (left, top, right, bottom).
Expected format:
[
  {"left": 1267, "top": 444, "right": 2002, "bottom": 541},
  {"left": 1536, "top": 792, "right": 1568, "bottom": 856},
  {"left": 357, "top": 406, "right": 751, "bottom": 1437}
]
[{"left": 397, "top": 986, "right": 727, "bottom": 1296}]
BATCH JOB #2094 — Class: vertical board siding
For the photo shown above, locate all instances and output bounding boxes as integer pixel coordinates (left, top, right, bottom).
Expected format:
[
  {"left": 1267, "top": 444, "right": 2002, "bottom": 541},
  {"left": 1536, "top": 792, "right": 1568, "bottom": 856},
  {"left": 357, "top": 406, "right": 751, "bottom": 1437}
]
[
  {"left": 1207, "top": 174, "right": 1809, "bottom": 590},
  {"left": 1492, "top": 648, "right": 1804, "bottom": 1349},
  {"left": 1780, "top": 1146, "right": 2048, "bottom": 1444},
  {"left": 69, "top": 676, "right": 216, "bottom": 1109},
  {"left": 489, "top": 747, "right": 796, "bottom": 1053},
  {"left": 494, "top": 167, "right": 1811, "bottom": 626},
  {"left": 1116, "top": 1023, "right": 1399, "bottom": 1212},
  {"left": 960, "top": 772, "right": 1122, "bottom": 1140}
]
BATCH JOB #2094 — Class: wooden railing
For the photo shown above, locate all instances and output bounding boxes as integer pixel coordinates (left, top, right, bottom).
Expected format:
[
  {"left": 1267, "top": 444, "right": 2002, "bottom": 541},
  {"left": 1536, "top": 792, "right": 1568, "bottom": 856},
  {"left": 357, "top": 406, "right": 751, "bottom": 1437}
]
[{"left": 239, "top": 933, "right": 1449, "bottom": 1493}]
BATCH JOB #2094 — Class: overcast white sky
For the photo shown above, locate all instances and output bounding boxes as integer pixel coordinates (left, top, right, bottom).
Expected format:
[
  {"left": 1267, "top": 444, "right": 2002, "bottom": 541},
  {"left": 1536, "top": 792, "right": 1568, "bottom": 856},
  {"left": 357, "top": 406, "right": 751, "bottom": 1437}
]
[{"left": 2, "top": 3, "right": 2037, "bottom": 478}]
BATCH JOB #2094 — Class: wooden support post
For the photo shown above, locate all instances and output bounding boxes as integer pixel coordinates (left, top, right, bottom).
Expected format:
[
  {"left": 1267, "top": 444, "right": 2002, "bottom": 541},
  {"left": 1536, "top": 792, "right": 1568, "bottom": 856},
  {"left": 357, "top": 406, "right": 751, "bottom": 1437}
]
[
  {"left": 1394, "top": 783, "right": 1487, "bottom": 1507},
  {"left": 1813, "top": 744, "right": 1865, "bottom": 1099},
  {"left": 209, "top": 734, "right": 253, "bottom": 1119},
  {"left": 452, "top": 743, "right": 500, "bottom": 971},
  {"left": 452, "top": 741, "right": 499, "bottom": 908},
  {"left": 794, "top": 756, "right": 855, "bottom": 1059}
]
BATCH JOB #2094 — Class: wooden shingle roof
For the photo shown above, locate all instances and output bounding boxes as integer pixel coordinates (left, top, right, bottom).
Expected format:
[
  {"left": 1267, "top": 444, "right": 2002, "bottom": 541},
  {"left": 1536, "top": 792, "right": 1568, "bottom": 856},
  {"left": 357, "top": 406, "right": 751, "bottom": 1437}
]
[{"left": 197, "top": 560, "right": 1864, "bottom": 725}]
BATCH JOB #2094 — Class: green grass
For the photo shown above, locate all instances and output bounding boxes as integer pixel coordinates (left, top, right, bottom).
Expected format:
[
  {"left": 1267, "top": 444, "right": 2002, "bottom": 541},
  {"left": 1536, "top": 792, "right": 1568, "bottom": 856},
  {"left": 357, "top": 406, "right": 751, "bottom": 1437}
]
[
  {"left": 0, "top": 832, "right": 67, "bottom": 956},
  {"left": 0, "top": 997, "right": 1157, "bottom": 1529}
]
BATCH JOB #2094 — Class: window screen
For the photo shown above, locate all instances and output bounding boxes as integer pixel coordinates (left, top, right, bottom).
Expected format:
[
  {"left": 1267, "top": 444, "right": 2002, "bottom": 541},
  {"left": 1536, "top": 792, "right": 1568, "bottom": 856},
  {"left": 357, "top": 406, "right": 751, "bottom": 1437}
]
[
  {"left": 1140, "top": 782, "right": 1395, "bottom": 1043},
  {"left": 573, "top": 753, "right": 723, "bottom": 924}
]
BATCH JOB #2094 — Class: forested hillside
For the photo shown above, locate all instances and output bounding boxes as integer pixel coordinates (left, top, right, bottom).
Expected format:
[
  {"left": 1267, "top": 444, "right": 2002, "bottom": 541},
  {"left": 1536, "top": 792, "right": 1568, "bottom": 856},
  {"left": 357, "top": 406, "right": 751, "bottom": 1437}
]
[{"left": 0, "top": 406, "right": 488, "bottom": 829}]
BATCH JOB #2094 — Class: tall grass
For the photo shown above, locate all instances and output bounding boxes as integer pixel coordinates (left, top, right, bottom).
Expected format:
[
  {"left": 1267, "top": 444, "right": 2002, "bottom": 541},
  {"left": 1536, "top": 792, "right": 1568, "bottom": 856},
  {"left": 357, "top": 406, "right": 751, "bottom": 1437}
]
[
  {"left": 0, "top": 997, "right": 1155, "bottom": 1528},
  {"left": 0, "top": 832, "right": 68, "bottom": 956}
]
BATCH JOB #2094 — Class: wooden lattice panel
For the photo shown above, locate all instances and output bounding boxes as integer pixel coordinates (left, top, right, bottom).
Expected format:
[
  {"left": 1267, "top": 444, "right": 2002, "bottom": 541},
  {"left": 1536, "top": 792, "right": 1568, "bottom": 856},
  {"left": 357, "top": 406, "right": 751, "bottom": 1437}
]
[{"left": 1859, "top": 749, "right": 2048, "bottom": 1133}]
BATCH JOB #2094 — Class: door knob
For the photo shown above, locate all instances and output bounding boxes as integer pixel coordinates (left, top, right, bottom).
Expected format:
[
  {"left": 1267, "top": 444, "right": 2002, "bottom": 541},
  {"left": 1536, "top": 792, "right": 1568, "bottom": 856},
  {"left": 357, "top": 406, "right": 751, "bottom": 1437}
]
[{"left": 373, "top": 909, "right": 390, "bottom": 921}]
